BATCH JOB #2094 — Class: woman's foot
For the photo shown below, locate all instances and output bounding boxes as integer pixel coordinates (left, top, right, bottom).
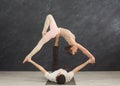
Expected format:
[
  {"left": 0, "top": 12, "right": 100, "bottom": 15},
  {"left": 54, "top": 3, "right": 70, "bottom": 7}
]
[{"left": 23, "top": 57, "right": 31, "bottom": 64}]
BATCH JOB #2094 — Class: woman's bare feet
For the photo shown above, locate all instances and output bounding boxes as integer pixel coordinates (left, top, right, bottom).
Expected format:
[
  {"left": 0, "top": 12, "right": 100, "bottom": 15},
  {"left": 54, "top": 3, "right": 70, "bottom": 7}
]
[{"left": 23, "top": 57, "right": 31, "bottom": 64}]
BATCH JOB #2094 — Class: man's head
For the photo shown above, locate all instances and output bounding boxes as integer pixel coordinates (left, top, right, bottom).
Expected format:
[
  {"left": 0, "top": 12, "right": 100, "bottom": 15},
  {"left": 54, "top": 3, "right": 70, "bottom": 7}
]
[
  {"left": 56, "top": 74, "right": 66, "bottom": 84},
  {"left": 64, "top": 45, "right": 78, "bottom": 55}
]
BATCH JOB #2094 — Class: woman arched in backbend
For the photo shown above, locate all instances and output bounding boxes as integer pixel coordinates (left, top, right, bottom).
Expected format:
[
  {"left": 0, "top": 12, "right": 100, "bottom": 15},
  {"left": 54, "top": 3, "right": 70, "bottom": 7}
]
[{"left": 23, "top": 14, "right": 95, "bottom": 64}]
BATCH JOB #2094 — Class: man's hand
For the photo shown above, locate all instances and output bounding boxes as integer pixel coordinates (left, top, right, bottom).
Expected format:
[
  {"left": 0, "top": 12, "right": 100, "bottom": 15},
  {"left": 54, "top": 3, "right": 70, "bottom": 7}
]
[
  {"left": 91, "top": 57, "right": 95, "bottom": 64},
  {"left": 88, "top": 59, "right": 93, "bottom": 64}
]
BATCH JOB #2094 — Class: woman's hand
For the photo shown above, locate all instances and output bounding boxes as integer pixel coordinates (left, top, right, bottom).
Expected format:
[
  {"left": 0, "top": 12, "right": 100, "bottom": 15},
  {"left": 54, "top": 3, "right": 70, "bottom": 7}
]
[{"left": 91, "top": 57, "right": 95, "bottom": 64}]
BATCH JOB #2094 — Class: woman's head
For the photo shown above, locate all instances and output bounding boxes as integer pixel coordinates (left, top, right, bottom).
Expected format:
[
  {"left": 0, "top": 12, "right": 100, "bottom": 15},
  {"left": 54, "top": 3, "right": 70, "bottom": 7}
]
[
  {"left": 56, "top": 74, "right": 66, "bottom": 84},
  {"left": 64, "top": 45, "right": 78, "bottom": 55}
]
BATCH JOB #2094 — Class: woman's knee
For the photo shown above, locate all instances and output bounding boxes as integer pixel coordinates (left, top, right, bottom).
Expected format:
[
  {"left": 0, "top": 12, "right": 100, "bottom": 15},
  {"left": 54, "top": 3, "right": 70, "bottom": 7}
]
[
  {"left": 47, "top": 14, "right": 54, "bottom": 20},
  {"left": 47, "top": 14, "right": 53, "bottom": 17}
]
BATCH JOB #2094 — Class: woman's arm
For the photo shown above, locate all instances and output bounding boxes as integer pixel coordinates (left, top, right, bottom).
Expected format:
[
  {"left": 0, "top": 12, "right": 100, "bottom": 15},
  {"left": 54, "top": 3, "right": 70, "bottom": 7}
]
[{"left": 76, "top": 43, "right": 95, "bottom": 63}]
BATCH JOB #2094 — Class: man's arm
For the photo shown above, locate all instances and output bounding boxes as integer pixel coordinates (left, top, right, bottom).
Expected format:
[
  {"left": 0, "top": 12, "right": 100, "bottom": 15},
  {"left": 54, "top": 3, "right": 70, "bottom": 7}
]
[
  {"left": 27, "top": 58, "right": 47, "bottom": 75},
  {"left": 72, "top": 59, "right": 91, "bottom": 74}
]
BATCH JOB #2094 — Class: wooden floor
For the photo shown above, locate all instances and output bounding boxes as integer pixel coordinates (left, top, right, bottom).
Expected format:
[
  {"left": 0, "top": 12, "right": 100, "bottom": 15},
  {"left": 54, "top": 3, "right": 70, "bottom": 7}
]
[{"left": 0, "top": 71, "right": 120, "bottom": 86}]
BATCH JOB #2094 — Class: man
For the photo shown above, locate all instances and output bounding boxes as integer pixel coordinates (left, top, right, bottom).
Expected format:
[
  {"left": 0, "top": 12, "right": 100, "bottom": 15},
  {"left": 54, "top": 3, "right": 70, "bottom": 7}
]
[
  {"left": 24, "top": 57, "right": 92, "bottom": 84},
  {"left": 23, "top": 35, "right": 94, "bottom": 84},
  {"left": 52, "top": 34, "right": 59, "bottom": 71}
]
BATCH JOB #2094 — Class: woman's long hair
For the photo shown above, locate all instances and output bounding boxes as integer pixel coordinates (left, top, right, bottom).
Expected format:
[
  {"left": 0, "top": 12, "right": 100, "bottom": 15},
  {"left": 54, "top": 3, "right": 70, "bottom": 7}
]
[{"left": 64, "top": 45, "right": 73, "bottom": 55}]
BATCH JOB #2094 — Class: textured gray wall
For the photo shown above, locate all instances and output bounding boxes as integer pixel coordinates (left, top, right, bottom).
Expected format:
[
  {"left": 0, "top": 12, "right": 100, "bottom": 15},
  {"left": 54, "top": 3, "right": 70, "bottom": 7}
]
[{"left": 0, "top": 0, "right": 120, "bottom": 71}]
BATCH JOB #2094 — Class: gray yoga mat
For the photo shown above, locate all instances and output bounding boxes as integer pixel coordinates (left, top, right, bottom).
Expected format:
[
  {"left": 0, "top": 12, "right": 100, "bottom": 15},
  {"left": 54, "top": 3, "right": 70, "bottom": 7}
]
[{"left": 46, "top": 77, "right": 76, "bottom": 85}]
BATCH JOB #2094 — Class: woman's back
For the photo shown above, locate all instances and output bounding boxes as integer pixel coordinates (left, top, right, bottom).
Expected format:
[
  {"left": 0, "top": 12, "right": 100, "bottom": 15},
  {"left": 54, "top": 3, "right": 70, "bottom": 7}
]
[{"left": 59, "top": 27, "right": 75, "bottom": 45}]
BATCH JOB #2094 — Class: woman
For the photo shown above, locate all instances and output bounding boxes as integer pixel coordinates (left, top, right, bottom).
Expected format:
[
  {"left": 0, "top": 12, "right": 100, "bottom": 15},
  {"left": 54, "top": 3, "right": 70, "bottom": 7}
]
[{"left": 23, "top": 14, "right": 95, "bottom": 64}]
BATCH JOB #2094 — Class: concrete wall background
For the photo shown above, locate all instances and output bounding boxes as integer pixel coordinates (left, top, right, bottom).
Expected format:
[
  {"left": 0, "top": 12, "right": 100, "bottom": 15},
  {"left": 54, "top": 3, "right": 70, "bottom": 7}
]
[{"left": 0, "top": 0, "right": 120, "bottom": 71}]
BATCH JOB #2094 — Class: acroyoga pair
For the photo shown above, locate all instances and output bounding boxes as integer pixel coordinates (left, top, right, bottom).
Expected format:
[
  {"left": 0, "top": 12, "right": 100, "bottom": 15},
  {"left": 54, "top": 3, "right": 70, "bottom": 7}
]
[{"left": 23, "top": 14, "right": 95, "bottom": 84}]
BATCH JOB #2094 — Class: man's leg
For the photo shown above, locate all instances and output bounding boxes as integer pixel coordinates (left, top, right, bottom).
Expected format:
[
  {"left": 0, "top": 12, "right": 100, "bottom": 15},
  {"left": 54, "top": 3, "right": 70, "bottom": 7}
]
[
  {"left": 26, "top": 58, "right": 47, "bottom": 75},
  {"left": 72, "top": 59, "right": 92, "bottom": 74},
  {"left": 52, "top": 34, "right": 60, "bottom": 71},
  {"left": 52, "top": 46, "right": 59, "bottom": 71}
]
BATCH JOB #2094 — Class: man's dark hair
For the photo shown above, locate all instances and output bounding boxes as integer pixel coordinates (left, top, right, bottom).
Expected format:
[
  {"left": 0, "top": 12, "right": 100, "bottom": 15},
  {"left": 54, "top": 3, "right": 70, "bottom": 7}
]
[
  {"left": 64, "top": 45, "right": 73, "bottom": 55},
  {"left": 56, "top": 74, "right": 66, "bottom": 84}
]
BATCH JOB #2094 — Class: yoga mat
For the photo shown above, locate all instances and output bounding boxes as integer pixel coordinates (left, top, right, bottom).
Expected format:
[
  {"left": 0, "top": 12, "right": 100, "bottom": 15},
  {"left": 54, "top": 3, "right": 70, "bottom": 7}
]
[{"left": 46, "top": 77, "right": 76, "bottom": 85}]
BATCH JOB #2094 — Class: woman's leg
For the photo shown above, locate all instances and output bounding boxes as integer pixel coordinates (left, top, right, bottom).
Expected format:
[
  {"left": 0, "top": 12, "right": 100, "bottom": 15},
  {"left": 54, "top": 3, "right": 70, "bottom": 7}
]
[
  {"left": 23, "top": 37, "right": 48, "bottom": 63},
  {"left": 23, "top": 31, "right": 59, "bottom": 64},
  {"left": 42, "top": 14, "right": 58, "bottom": 36},
  {"left": 23, "top": 14, "right": 60, "bottom": 63}
]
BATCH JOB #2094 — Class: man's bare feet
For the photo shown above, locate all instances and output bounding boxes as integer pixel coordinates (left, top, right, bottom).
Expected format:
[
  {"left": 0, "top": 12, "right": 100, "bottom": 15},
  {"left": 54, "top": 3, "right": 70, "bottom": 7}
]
[{"left": 56, "top": 33, "right": 60, "bottom": 39}]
